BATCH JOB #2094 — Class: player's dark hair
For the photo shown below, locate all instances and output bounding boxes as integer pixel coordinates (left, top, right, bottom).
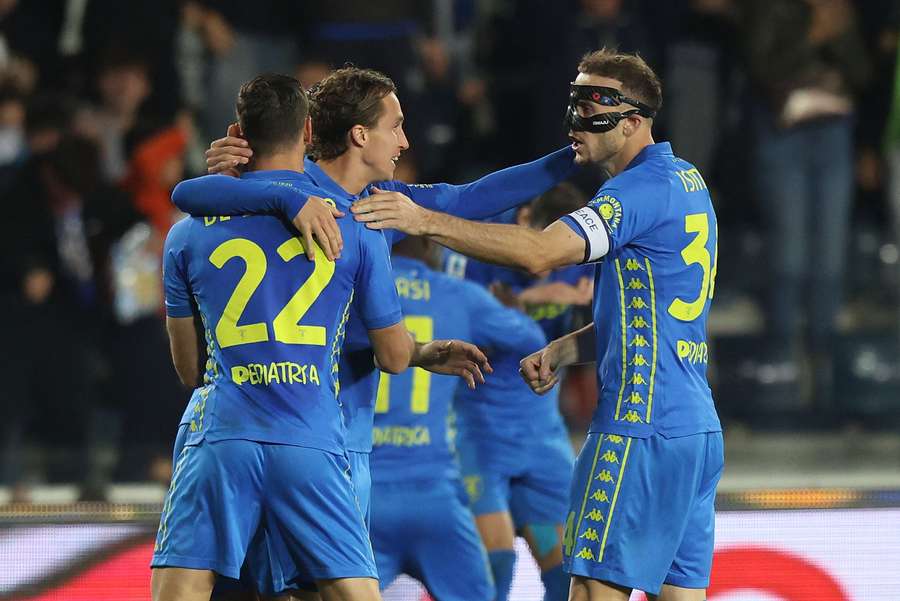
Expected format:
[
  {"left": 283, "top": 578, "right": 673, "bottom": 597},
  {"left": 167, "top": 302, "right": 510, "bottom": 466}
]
[
  {"left": 530, "top": 182, "right": 589, "bottom": 229},
  {"left": 236, "top": 73, "right": 309, "bottom": 157},
  {"left": 308, "top": 66, "right": 397, "bottom": 161},
  {"left": 578, "top": 49, "right": 662, "bottom": 116}
]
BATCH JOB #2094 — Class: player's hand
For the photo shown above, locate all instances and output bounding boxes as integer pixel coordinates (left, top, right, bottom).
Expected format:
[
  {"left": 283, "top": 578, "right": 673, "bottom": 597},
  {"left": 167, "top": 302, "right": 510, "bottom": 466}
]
[
  {"left": 519, "top": 343, "right": 561, "bottom": 394},
  {"left": 350, "top": 188, "right": 432, "bottom": 235},
  {"left": 206, "top": 123, "right": 253, "bottom": 176},
  {"left": 414, "top": 339, "right": 493, "bottom": 389},
  {"left": 294, "top": 196, "right": 345, "bottom": 261}
]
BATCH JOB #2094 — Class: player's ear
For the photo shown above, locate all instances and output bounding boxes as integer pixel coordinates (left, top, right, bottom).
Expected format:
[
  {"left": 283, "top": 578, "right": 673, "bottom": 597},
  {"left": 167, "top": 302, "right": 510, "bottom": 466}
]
[
  {"left": 623, "top": 115, "right": 642, "bottom": 138},
  {"left": 303, "top": 116, "right": 313, "bottom": 145},
  {"left": 227, "top": 122, "right": 244, "bottom": 139},
  {"left": 350, "top": 124, "right": 368, "bottom": 148}
]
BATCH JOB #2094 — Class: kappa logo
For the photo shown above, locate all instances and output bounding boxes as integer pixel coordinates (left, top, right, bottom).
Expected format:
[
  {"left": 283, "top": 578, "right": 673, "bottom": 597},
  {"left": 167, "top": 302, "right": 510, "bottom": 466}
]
[
  {"left": 600, "top": 450, "right": 619, "bottom": 464},
  {"left": 463, "top": 475, "right": 483, "bottom": 503},
  {"left": 586, "top": 508, "right": 605, "bottom": 522},
  {"left": 631, "top": 373, "right": 648, "bottom": 386},
  {"left": 629, "top": 334, "right": 650, "bottom": 348},
  {"left": 628, "top": 391, "right": 646, "bottom": 404},
  {"left": 625, "top": 258, "right": 644, "bottom": 271},
  {"left": 630, "top": 354, "right": 649, "bottom": 366},
  {"left": 575, "top": 547, "right": 596, "bottom": 560},
  {"left": 606, "top": 435, "right": 625, "bottom": 444},
  {"left": 580, "top": 528, "right": 600, "bottom": 542},
  {"left": 591, "top": 489, "right": 611, "bottom": 502},
  {"left": 629, "top": 316, "right": 650, "bottom": 329},
  {"left": 623, "top": 410, "right": 644, "bottom": 423},
  {"left": 625, "top": 278, "right": 647, "bottom": 290},
  {"left": 628, "top": 298, "right": 649, "bottom": 310},
  {"left": 595, "top": 469, "right": 614, "bottom": 483}
]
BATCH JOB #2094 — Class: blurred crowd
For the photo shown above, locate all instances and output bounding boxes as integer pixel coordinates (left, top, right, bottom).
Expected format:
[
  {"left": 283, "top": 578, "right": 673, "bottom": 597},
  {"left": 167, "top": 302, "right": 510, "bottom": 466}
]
[{"left": 1, "top": 0, "right": 900, "bottom": 497}]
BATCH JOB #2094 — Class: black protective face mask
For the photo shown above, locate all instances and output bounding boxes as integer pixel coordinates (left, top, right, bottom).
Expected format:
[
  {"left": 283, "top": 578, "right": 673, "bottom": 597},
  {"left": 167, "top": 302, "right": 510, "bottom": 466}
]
[{"left": 564, "top": 84, "right": 657, "bottom": 134}]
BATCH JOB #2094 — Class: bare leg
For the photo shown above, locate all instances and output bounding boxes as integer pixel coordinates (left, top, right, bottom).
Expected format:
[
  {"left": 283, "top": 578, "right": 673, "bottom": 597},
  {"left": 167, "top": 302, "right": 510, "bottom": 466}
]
[
  {"left": 521, "top": 523, "right": 565, "bottom": 570},
  {"left": 316, "top": 577, "right": 381, "bottom": 601},
  {"left": 475, "top": 511, "right": 517, "bottom": 600},
  {"left": 151, "top": 567, "right": 216, "bottom": 601},
  {"left": 475, "top": 511, "right": 516, "bottom": 550},
  {"left": 568, "top": 576, "right": 631, "bottom": 601},
  {"left": 649, "top": 584, "right": 706, "bottom": 601}
]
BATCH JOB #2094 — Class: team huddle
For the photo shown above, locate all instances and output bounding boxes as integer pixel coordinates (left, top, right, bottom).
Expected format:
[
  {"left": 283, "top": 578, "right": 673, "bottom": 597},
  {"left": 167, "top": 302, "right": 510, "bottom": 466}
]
[{"left": 151, "top": 50, "right": 723, "bottom": 601}]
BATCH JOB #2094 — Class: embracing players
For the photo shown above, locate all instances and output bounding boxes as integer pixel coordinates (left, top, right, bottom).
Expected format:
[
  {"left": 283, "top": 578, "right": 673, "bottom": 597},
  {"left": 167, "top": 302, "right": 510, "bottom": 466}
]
[
  {"left": 352, "top": 49, "right": 724, "bottom": 601},
  {"left": 169, "top": 66, "right": 576, "bottom": 598},
  {"left": 152, "top": 74, "right": 412, "bottom": 601}
]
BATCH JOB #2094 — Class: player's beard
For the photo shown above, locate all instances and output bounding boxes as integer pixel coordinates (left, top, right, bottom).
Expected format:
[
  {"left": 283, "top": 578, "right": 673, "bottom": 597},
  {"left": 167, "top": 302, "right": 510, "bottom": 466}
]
[{"left": 582, "top": 133, "right": 621, "bottom": 171}]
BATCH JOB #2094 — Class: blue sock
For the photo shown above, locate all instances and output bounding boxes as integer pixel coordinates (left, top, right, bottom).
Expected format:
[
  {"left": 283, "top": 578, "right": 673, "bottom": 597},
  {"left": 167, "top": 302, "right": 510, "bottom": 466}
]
[
  {"left": 541, "top": 564, "right": 569, "bottom": 601},
  {"left": 488, "top": 549, "right": 516, "bottom": 601}
]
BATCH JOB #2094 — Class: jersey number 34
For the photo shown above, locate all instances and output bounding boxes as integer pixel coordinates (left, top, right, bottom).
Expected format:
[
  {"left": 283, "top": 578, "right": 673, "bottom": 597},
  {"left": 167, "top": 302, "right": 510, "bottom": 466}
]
[{"left": 667, "top": 212, "right": 717, "bottom": 322}]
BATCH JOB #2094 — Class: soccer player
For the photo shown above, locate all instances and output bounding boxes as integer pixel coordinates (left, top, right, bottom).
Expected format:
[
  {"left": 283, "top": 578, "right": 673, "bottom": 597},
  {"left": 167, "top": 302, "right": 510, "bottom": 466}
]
[
  {"left": 369, "top": 235, "right": 547, "bottom": 601},
  {"left": 169, "top": 67, "right": 575, "bottom": 596},
  {"left": 440, "top": 185, "right": 592, "bottom": 601},
  {"left": 351, "top": 50, "right": 724, "bottom": 601},
  {"left": 151, "top": 74, "right": 414, "bottom": 601}
]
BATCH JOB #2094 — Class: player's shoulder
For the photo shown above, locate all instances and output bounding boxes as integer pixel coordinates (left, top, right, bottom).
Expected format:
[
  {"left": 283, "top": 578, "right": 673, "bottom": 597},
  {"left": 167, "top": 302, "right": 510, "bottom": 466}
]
[
  {"left": 370, "top": 179, "right": 404, "bottom": 192},
  {"left": 371, "top": 179, "right": 436, "bottom": 194},
  {"left": 164, "top": 216, "right": 195, "bottom": 251},
  {"left": 341, "top": 219, "right": 390, "bottom": 270}
]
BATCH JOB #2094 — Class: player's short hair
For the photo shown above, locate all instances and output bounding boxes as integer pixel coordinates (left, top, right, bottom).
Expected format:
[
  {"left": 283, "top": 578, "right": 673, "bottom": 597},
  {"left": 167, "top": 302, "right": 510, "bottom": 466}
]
[
  {"left": 236, "top": 73, "right": 309, "bottom": 157},
  {"left": 530, "top": 182, "right": 589, "bottom": 229},
  {"left": 308, "top": 66, "right": 397, "bottom": 161},
  {"left": 578, "top": 49, "right": 662, "bottom": 116}
]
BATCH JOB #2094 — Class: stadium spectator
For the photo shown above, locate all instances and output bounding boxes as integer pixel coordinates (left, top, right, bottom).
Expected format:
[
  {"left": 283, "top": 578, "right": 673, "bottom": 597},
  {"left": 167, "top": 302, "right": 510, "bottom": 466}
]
[
  {"left": 740, "top": 0, "right": 871, "bottom": 407},
  {"left": 1, "top": 134, "right": 143, "bottom": 498},
  {"left": 182, "top": 1, "right": 303, "bottom": 142},
  {"left": 78, "top": 52, "right": 153, "bottom": 184}
]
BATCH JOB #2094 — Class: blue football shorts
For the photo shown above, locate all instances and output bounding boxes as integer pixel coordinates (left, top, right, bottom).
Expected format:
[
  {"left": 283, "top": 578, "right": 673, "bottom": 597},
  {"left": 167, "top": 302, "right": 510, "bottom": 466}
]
[
  {"left": 457, "top": 419, "right": 575, "bottom": 527},
  {"left": 562, "top": 431, "right": 724, "bottom": 595},
  {"left": 348, "top": 450, "right": 372, "bottom": 527},
  {"left": 371, "top": 476, "right": 494, "bottom": 601},
  {"left": 150, "top": 436, "right": 376, "bottom": 587}
]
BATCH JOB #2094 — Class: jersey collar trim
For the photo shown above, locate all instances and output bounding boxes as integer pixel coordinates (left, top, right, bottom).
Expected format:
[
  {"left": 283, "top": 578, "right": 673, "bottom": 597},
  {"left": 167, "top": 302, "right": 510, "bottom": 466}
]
[{"left": 624, "top": 142, "right": 673, "bottom": 172}]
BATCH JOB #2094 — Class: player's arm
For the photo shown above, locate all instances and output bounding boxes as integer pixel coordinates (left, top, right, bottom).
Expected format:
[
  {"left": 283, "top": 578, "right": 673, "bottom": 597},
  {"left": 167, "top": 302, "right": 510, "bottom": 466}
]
[
  {"left": 519, "top": 323, "right": 596, "bottom": 394},
  {"left": 368, "top": 325, "right": 416, "bottom": 374},
  {"left": 376, "top": 145, "right": 577, "bottom": 220},
  {"left": 353, "top": 225, "right": 416, "bottom": 373},
  {"left": 162, "top": 219, "right": 201, "bottom": 387},
  {"left": 166, "top": 317, "right": 201, "bottom": 388},
  {"left": 171, "top": 174, "right": 345, "bottom": 260},
  {"left": 517, "top": 278, "right": 593, "bottom": 306},
  {"left": 410, "top": 339, "right": 491, "bottom": 389},
  {"left": 353, "top": 193, "right": 595, "bottom": 276},
  {"left": 177, "top": 129, "right": 346, "bottom": 259}
]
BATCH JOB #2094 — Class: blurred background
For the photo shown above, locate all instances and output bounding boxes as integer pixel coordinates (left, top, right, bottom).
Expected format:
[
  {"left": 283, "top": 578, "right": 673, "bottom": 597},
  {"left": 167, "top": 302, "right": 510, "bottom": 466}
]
[{"left": 0, "top": 0, "right": 899, "bottom": 599}]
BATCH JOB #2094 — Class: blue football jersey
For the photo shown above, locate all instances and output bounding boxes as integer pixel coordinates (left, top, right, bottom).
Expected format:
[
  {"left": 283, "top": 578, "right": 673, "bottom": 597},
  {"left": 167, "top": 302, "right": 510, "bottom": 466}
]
[
  {"left": 162, "top": 170, "right": 402, "bottom": 454},
  {"left": 440, "top": 252, "right": 560, "bottom": 437},
  {"left": 168, "top": 150, "right": 576, "bottom": 452},
  {"left": 444, "top": 248, "right": 594, "bottom": 342},
  {"left": 561, "top": 142, "right": 721, "bottom": 438},
  {"left": 369, "top": 255, "right": 548, "bottom": 482}
]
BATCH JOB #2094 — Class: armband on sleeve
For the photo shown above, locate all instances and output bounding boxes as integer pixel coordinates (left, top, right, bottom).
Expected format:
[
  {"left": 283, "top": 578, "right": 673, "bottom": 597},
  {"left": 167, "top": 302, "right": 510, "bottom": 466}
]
[{"left": 566, "top": 207, "right": 610, "bottom": 264}]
